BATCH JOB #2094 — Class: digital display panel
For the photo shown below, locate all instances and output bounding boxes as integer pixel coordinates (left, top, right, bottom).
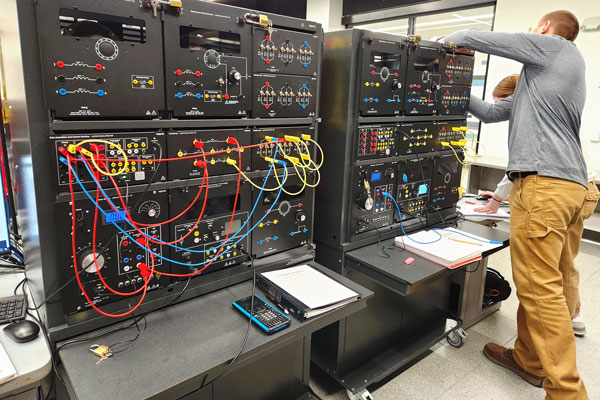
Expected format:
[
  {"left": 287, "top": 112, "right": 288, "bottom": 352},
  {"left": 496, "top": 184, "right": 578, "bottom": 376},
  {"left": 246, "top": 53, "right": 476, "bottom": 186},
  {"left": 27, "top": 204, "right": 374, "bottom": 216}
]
[
  {"left": 104, "top": 210, "right": 127, "bottom": 224},
  {"left": 371, "top": 172, "right": 382, "bottom": 182}
]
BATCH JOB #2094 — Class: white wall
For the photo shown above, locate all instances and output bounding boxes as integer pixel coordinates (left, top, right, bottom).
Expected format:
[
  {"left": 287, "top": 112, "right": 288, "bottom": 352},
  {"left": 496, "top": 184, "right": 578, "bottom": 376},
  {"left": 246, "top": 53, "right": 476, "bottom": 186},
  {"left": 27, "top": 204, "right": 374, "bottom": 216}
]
[
  {"left": 306, "top": 0, "right": 344, "bottom": 32},
  {"left": 479, "top": 0, "right": 600, "bottom": 177}
]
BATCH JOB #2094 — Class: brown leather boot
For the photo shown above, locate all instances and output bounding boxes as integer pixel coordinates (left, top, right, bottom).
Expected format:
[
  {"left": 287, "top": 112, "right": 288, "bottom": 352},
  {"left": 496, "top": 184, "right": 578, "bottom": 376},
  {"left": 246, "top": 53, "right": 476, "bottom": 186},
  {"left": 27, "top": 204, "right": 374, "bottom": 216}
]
[{"left": 483, "top": 343, "right": 545, "bottom": 388}]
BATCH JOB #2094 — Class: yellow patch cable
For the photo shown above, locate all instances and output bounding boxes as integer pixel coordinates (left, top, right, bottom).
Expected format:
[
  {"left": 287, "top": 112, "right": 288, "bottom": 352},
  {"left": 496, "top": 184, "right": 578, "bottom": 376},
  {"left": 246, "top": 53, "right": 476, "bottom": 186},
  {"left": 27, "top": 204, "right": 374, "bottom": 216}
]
[
  {"left": 226, "top": 158, "right": 287, "bottom": 191},
  {"left": 71, "top": 139, "right": 129, "bottom": 176}
]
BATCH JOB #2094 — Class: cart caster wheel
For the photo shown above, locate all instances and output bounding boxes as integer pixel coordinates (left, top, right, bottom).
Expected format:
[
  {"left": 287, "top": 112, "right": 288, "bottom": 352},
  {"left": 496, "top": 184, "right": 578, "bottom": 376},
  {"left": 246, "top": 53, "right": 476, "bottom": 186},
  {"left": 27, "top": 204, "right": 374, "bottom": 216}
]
[
  {"left": 447, "top": 327, "right": 468, "bottom": 348},
  {"left": 346, "top": 388, "right": 374, "bottom": 400}
]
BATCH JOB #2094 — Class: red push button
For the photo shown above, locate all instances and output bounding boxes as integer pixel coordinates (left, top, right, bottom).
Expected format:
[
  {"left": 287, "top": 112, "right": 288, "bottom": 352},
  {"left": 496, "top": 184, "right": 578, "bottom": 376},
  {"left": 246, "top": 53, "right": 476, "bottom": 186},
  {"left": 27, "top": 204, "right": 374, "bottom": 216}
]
[
  {"left": 194, "top": 70, "right": 201, "bottom": 77},
  {"left": 265, "top": 81, "right": 270, "bottom": 87},
  {"left": 265, "top": 59, "right": 271, "bottom": 64},
  {"left": 176, "top": 69, "right": 183, "bottom": 76},
  {"left": 265, "top": 104, "right": 270, "bottom": 109},
  {"left": 56, "top": 61, "right": 65, "bottom": 69},
  {"left": 95, "top": 64, "right": 103, "bottom": 71},
  {"left": 266, "top": 35, "right": 271, "bottom": 41},
  {"left": 224, "top": 93, "right": 230, "bottom": 100}
]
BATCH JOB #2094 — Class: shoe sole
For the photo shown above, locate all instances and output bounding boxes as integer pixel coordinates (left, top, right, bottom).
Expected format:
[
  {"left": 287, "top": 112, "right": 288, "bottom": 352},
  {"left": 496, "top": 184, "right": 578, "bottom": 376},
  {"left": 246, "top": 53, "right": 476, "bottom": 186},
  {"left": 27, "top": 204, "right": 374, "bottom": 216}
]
[
  {"left": 574, "top": 329, "right": 586, "bottom": 337},
  {"left": 483, "top": 347, "right": 544, "bottom": 388}
]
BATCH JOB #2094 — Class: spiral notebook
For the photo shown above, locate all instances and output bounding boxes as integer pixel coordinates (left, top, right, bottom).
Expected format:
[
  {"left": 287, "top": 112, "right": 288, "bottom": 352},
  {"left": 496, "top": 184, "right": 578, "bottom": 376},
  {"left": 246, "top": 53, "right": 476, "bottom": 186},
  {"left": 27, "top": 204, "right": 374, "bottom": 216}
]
[{"left": 394, "top": 228, "right": 503, "bottom": 269}]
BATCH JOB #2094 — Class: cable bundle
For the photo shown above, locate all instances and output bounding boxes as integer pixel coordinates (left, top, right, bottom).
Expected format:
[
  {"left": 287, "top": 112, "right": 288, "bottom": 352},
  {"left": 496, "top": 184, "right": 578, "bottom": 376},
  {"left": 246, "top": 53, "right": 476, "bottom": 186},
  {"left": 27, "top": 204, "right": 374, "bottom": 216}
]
[{"left": 58, "top": 135, "right": 324, "bottom": 318}]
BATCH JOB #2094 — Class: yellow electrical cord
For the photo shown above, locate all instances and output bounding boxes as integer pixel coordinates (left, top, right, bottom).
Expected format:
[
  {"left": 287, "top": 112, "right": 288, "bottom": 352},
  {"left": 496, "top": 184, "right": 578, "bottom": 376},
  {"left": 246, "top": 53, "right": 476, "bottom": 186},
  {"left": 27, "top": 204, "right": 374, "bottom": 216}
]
[
  {"left": 442, "top": 142, "right": 471, "bottom": 167},
  {"left": 69, "top": 139, "right": 129, "bottom": 176},
  {"left": 307, "top": 138, "right": 324, "bottom": 169},
  {"left": 272, "top": 161, "right": 310, "bottom": 196},
  {"left": 227, "top": 158, "right": 287, "bottom": 191},
  {"left": 293, "top": 142, "right": 320, "bottom": 172},
  {"left": 277, "top": 143, "right": 320, "bottom": 189},
  {"left": 463, "top": 129, "right": 487, "bottom": 158}
]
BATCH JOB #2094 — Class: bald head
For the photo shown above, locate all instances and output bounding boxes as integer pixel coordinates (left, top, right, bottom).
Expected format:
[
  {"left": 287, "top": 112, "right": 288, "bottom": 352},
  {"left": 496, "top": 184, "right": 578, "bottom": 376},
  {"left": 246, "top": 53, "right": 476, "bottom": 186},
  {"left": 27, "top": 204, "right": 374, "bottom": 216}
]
[{"left": 529, "top": 10, "right": 579, "bottom": 41}]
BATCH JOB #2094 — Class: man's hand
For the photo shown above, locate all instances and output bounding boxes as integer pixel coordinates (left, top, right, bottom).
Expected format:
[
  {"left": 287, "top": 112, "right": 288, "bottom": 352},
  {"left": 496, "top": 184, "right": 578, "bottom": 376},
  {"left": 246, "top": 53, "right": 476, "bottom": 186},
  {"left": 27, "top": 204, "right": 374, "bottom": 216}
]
[
  {"left": 474, "top": 202, "right": 500, "bottom": 214},
  {"left": 474, "top": 194, "right": 504, "bottom": 214},
  {"left": 479, "top": 191, "right": 495, "bottom": 198}
]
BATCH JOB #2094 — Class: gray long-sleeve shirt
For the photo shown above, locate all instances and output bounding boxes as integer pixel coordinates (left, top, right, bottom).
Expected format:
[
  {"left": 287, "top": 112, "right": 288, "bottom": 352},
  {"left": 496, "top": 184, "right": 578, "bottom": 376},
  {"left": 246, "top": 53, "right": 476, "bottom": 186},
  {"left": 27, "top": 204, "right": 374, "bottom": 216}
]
[{"left": 445, "top": 30, "right": 588, "bottom": 187}]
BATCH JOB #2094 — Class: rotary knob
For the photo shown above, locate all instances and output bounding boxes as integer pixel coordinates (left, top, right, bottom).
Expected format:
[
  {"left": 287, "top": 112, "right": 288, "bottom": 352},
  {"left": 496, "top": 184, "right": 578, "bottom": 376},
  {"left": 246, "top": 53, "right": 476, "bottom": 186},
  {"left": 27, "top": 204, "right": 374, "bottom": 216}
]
[
  {"left": 229, "top": 69, "right": 241, "bottom": 83},
  {"left": 357, "top": 192, "right": 374, "bottom": 211},
  {"left": 139, "top": 200, "right": 160, "bottom": 219},
  {"left": 79, "top": 249, "right": 105, "bottom": 274},
  {"left": 295, "top": 211, "right": 306, "bottom": 223},
  {"left": 264, "top": 193, "right": 277, "bottom": 205}
]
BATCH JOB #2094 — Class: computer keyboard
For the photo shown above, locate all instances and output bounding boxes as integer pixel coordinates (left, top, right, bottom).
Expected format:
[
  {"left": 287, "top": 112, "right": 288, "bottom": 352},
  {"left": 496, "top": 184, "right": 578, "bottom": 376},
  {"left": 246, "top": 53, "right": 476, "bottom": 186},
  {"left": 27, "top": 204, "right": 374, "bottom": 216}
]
[{"left": 0, "top": 295, "right": 26, "bottom": 324}]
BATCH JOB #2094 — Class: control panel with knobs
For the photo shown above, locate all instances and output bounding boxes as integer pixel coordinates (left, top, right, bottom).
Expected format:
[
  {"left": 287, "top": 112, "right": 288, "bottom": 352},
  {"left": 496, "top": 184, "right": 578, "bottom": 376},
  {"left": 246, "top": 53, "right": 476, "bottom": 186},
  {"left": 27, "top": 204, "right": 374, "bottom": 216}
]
[
  {"left": 252, "top": 27, "right": 319, "bottom": 77},
  {"left": 50, "top": 132, "right": 167, "bottom": 195},
  {"left": 395, "top": 157, "right": 433, "bottom": 222},
  {"left": 253, "top": 74, "right": 317, "bottom": 118},
  {"left": 404, "top": 43, "right": 446, "bottom": 115},
  {"left": 435, "top": 120, "right": 468, "bottom": 150},
  {"left": 398, "top": 122, "right": 437, "bottom": 154},
  {"left": 357, "top": 125, "right": 399, "bottom": 159},
  {"left": 430, "top": 153, "right": 463, "bottom": 211},
  {"left": 163, "top": 4, "right": 252, "bottom": 118},
  {"left": 55, "top": 190, "right": 169, "bottom": 314},
  {"left": 351, "top": 162, "right": 398, "bottom": 236},
  {"left": 165, "top": 129, "right": 251, "bottom": 180},
  {"left": 169, "top": 181, "right": 252, "bottom": 278},
  {"left": 252, "top": 126, "right": 317, "bottom": 171},
  {"left": 36, "top": 1, "right": 165, "bottom": 118},
  {"left": 251, "top": 174, "right": 314, "bottom": 258},
  {"left": 359, "top": 36, "right": 408, "bottom": 116}
]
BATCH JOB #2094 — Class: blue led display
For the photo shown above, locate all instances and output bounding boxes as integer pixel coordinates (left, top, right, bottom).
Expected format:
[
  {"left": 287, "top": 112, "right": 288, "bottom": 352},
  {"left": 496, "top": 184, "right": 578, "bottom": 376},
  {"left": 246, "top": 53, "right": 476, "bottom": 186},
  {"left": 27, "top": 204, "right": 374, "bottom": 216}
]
[
  {"left": 371, "top": 172, "right": 381, "bottom": 182},
  {"left": 105, "top": 211, "right": 127, "bottom": 224},
  {"left": 418, "top": 184, "right": 428, "bottom": 195}
]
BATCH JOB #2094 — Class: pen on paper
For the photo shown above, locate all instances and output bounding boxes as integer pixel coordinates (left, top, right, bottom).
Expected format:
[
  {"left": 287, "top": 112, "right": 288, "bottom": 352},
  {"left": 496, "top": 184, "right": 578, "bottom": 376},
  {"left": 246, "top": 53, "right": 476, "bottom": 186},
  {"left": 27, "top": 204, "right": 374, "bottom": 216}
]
[{"left": 449, "top": 238, "right": 482, "bottom": 246}]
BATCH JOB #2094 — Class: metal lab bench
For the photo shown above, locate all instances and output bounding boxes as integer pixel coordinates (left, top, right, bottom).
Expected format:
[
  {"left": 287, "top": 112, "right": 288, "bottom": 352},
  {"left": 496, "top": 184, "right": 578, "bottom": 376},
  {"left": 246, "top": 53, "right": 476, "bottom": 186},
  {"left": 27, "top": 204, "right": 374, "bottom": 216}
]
[
  {"left": 312, "top": 221, "right": 509, "bottom": 399},
  {"left": 58, "top": 262, "right": 373, "bottom": 400}
]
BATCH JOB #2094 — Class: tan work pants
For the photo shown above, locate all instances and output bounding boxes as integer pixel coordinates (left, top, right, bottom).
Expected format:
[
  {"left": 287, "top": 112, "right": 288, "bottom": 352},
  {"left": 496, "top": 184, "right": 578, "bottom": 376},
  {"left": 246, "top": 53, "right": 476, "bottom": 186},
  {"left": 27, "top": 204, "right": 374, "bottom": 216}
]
[
  {"left": 509, "top": 175, "right": 587, "bottom": 400},
  {"left": 561, "top": 180, "right": 599, "bottom": 317}
]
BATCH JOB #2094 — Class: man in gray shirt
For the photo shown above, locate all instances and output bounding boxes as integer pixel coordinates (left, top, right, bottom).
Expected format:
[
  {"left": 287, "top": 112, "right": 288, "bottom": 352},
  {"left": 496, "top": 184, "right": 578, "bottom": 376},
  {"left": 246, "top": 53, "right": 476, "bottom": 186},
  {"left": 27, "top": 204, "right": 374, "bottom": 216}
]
[{"left": 445, "top": 10, "right": 588, "bottom": 399}]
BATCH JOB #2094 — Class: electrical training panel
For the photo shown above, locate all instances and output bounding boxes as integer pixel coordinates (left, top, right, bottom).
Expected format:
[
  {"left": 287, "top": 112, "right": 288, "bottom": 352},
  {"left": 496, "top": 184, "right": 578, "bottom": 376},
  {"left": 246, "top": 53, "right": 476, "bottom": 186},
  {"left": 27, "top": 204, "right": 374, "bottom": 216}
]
[
  {"left": 7, "top": 0, "right": 322, "bottom": 340},
  {"left": 315, "top": 29, "right": 472, "bottom": 248}
]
